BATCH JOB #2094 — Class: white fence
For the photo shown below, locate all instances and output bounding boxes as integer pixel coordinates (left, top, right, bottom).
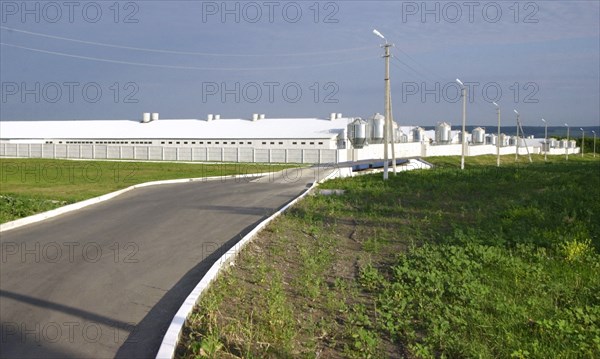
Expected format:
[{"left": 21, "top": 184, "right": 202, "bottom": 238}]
[{"left": 0, "top": 143, "right": 339, "bottom": 164}]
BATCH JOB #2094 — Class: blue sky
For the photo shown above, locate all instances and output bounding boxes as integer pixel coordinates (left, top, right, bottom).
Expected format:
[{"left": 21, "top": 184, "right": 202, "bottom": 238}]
[{"left": 1, "top": 0, "right": 598, "bottom": 127}]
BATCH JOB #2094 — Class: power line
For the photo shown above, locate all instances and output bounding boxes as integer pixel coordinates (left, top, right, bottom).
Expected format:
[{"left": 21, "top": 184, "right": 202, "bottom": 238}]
[
  {"left": 1, "top": 42, "right": 377, "bottom": 71},
  {"left": 1, "top": 26, "right": 377, "bottom": 57}
]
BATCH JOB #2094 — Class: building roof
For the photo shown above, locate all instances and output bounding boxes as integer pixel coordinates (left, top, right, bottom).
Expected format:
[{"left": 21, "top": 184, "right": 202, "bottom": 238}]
[{"left": 0, "top": 117, "right": 349, "bottom": 140}]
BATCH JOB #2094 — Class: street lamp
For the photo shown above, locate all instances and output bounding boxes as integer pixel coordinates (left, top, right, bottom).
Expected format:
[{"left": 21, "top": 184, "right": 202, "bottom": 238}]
[
  {"left": 373, "top": 28, "right": 393, "bottom": 180},
  {"left": 457, "top": 78, "right": 467, "bottom": 170},
  {"left": 514, "top": 109, "right": 520, "bottom": 161},
  {"left": 541, "top": 118, "right": 547, "bottom": 162},
  {"left": 580, "top": 128, "right": 584, "bottom": 157},
  {"left": 493, "top": 102, "right": 500, "bottom": 167},
  {"left": 593, "top": 130, "right": 597, "bottom": 158},
  {"left": 565, "top": 123, "right": 570, "bottom": 160}
]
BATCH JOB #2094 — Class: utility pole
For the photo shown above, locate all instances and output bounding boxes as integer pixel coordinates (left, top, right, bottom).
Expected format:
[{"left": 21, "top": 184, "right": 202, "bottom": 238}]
[
  {"left": 389, "top": 88, "right": 397, "bottom": 174},
  {"left": 457, "top": 79, "right": 466, "bottom": 170},
  {"left": 494, "top": 102, "right": 500, "bottom": 167},
  {"left": 542, "top": 118, "right": 547, "bottom": 162},
  {"left": 514, "top": 110, "right": 520, "bottom": 161},
  {"left": 373, "top": 29, "right": 392, "bottom": 180},
  {"left": 565, "top": 123, "right": 570, "bottom": 161}
]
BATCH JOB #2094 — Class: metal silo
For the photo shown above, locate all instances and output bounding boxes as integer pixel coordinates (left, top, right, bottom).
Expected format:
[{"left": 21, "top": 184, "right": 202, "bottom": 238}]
[
  {"left": 348, "top": 118, "right": 368, "bottom": 149},
  {"left": 369, "top": 113, "right": 385, "bottom": 144},
  {"left": 472, "top": 127, "right": 485, "bottom": 144},
  {"left": 559, "top": 139, "right": 568, "bottom": 148},
  {"left": 569, "top": 140, "right": 576, "bottom": 149},
  {"left": 412, "top": 127, "right": 425, "bottom": 142},
  {"left": 435, "top": 122, "right": 451, "bottom": 144}
]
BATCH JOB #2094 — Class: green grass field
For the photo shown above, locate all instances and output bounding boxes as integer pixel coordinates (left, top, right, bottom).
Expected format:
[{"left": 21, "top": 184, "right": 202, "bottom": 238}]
[
  {"left": 0, "top": 158, "right": 295, "bottom": 224},
  {"left": 177, "top": 154, "right": 600, "bottom": 358}
]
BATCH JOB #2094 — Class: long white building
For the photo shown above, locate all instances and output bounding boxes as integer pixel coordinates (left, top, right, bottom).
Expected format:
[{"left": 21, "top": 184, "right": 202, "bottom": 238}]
[{"left": 0, "top": 113, "right": 579, "bottom": 163}]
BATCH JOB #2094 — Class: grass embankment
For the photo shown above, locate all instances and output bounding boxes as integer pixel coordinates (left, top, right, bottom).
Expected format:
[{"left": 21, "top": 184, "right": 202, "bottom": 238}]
[
  {"left": 177, "top": 154, "right": 600, "bottom": 358},
  {"left": 0, "top": 158, "right": 295, "bottom": 224}
]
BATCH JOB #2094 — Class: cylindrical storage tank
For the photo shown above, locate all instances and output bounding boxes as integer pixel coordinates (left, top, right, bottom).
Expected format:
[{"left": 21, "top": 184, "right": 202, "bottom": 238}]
[
  {"left": 435, "top": 122, "right": 451, "bottom": 143},
  {"left": 570, "top": 140, "right": 576, "bottom": 148},
  {"left": 542, "top": 140, "right": 550, "bottom": 152},
  {"left": 550, "top": 138, "right": 558, "bottom": 148},
  {"left": 560, "top": 139, "right": 568, "bottom": 148},
  {"left": 400, "top": 132, "right": 408, "bottom": 143},
  {"left": 348, "top": 118, "right": 367, "bottom": 149},
  {"left": 337, "top": 113, "right": 342, "bottom": 119},
  {"left": 490, "top": 134, "right": 497, "bottom": 145},
  {"left": 458, "top": 131, "right": 469, "bottom": 144},
  {"left": 142, "top": 112, "right": 151, "bottom": 123},
  {"left": 207, "top": 114, "right": 214, "bottom": 121},
  {"left": 252, "top": 113, "right": 259, "bottom": 121},
  {"left": 472, "top": 127, "right": 485, "bottom": 144},
  {"left": 509, "top": 136, "right": 518, "bottom": 146},
  {"left": 330, "top": 113, "right": 336, "bottom": 121},
  {"left": 151, "top": 112, "right": 159, "bottom": 121},
  {"left": 412, "top": 127, "right": 424, "bottom": 142},
  {"left": 259, "top": 114, "right": 265, "bottom": 120},
  {"left": 214, "top": 114, "right": 220, "bottom": 120},
  {"left": 369, "top": 114, "right": 385, "bottom": 144},
  {"left": 499, "top": 133, "right": 509, "bottom": 147}
]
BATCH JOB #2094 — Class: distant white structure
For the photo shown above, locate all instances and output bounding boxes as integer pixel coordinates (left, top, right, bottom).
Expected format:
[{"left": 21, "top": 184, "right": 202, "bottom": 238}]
[{"left": 0, "top": 113, "right": 580, "bottom": 163}]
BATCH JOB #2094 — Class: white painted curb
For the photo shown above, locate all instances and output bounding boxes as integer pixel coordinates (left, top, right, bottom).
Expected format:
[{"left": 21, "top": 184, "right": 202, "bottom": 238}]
[
  {"left": 0, "top": 172, "right": 278, "bottom": 233},
  {"left": 155, "top": 169, "right": 340, "bottom": 359}
]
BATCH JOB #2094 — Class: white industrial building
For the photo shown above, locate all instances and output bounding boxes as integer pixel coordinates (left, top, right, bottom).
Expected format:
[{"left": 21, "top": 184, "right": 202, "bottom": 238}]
[{"left": 0, "top": 113, "right": 579, "bottom": 163}]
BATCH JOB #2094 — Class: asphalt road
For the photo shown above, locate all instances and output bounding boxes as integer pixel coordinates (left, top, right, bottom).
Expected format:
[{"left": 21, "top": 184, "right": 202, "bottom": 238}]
[{"left": 0, "top": 166, "right": 335, "bottom": 359}]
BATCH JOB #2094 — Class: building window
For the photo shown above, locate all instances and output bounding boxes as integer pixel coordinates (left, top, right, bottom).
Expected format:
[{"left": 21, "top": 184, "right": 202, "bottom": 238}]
[
  {"left": 292, "top": 142, "right": 297, "bottom": 145},
  {"left": 184, "top": 141, "right": 188, "bottom": 144},
  {"left": 301, "top": 142, "right": 306, "bottom": 145},
  {"left": 318, "top": 142, "right": 323, "bottom": 145},
  {"left": 199, "top": 141, "right": 204, "bottom": 144},
  {"left": 215, "top": 141, "right": 220, "bottom": 144},
  {"left": 310, "top": 142, "right": 315, "bottom": 145},
  {"left": 247, "top": 141, "right": 252, "bottom": 144},
  {"left": 262, "top": 142, "right": 267, "bottom": 145},
  {"left": 223, "top": 141, "right": 227, "bottom": 144},
  {"left": 270, "top": 142, "right": 275, "bottom": 145},
  {"left": 208, "top": 142, "right": 212, "bottom": 144},
  {"left": 278, "top": 142, "right": 283, "bottom": 145}
]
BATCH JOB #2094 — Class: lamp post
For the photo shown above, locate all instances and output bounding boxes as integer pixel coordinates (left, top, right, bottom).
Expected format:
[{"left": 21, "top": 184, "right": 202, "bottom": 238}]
[
  {"left": 565, "top": 123, "right": 570, "bottom": 160},
  {"left": 493, "top": 102, "right": 500, "bottom": 167},
  {"left": 542, "top": 118, "right": 547, "bottom": 162},
  {"left": 580, "top": 128, "right": 584, "bottom": 157},
  {"left": 593, "top": 130, "right": 597, "bottom": 158},
  {"left": 514, "top": 109, "right": 520, "bottom": 161},
  {"left": 457, "top": 78, "right": 467, "bottom": 170},
  {"left": 373, "top": 29, "right": 392, "bottom": 180}
]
